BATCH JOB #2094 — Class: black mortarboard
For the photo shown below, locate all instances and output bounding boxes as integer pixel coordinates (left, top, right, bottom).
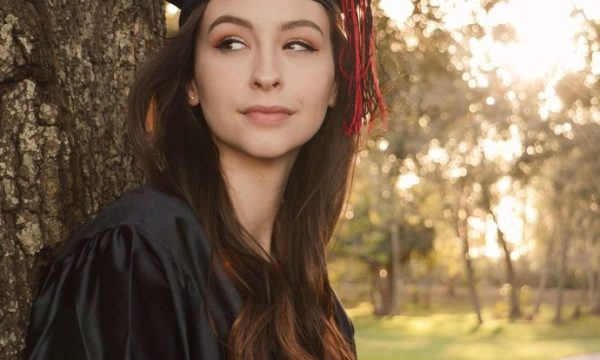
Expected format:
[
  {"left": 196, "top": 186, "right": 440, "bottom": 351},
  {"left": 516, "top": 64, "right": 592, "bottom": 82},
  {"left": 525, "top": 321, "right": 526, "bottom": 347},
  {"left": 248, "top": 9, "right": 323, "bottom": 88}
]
[{"left": 164, "top": 0, "right": 387, "bottom": 136}]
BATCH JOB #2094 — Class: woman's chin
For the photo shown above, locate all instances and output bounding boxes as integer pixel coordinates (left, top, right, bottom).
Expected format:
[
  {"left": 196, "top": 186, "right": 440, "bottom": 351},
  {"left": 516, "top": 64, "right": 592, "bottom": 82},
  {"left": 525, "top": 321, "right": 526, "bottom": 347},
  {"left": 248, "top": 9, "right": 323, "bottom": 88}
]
[
  {"left": 213, "top": 137, "right": 303, "bottom": 164},
  {"left": 240, "top": 144, "right": 301, "bottom": 163}
]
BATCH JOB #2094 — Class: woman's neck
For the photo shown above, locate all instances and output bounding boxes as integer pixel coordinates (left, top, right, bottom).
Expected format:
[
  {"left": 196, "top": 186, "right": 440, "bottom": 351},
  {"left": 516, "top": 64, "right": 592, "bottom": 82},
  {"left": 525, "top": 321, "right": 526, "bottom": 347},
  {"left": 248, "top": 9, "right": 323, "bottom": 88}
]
[{"left": 218, "top": 147, "right": 298, "bottom": 257}]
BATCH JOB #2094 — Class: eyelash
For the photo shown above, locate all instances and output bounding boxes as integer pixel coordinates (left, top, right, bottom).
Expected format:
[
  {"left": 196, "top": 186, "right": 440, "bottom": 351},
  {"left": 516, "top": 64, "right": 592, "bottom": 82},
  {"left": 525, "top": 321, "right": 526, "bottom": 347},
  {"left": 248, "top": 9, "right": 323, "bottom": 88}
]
[{"left": 215, "top": 37, "right": 317, "bottom": 52}]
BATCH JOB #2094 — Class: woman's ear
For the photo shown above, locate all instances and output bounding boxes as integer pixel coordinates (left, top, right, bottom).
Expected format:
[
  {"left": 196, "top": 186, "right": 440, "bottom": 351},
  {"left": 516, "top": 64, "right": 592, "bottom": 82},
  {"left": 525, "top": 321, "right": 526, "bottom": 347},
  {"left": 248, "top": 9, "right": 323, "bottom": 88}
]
[
  {"left": 186, "top": 80, "right": 200, "bottom": 106},
  {"left": 328, "top": 82, "right": 338, "bottom": 107}
]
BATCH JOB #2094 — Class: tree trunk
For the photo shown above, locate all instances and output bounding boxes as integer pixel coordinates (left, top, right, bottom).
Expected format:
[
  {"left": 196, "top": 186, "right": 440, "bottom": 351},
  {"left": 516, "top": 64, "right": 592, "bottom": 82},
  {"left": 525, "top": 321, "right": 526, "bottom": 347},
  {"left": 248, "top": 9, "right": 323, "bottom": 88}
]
[
  {"left": 455, "top": 209, "right": 483, "bottom": 325},
  {"left": 554, "top": 208, "right": 570, "bottom": 324},
  {"left": 593, "top": 274, "right": 600, "bottom": 314},
  {"left": 422, "top": 273, "right": 432, "bottom": 309},
  {"left": 446, "top": 274, "right": 456, "bottom": 297},
  {"left": 0, "top": 1, "right": 164, "bottom": 357},
  {"left": 369, "top": 263, "right": 382, "bottom": 315},
  {"left": 370, "top": 262, "right": 391, "bottom": 316},
  {"left": 389, "top": 223, "right": 402, "bottom": 314},
  {"left": 528, "top": 238, "right": 554, "bottom": 319},
  {"left": 579, "top": 238, "right": 596, "bottom": 310},
  {"left": 493, "top": 215, "right": 521, "bottom": 319},
  {"left": 482, "top": 186, "right": 521, "bottom": 320}
]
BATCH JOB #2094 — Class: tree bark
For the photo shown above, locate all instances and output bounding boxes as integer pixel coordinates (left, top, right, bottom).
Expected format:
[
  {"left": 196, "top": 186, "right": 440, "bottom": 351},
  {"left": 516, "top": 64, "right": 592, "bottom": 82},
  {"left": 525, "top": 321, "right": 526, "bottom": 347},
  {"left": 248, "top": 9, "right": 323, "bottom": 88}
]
[{"left": 0, "top": 0, "right": 164, "bottom": 357}]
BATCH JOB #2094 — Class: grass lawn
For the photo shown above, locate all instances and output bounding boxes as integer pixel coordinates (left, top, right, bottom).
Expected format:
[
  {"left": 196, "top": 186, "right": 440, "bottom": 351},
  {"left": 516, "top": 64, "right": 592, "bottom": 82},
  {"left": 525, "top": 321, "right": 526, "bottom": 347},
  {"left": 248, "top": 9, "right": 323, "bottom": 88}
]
[{"left": 348, "top": 302, "right": 600, "bottom": 360}]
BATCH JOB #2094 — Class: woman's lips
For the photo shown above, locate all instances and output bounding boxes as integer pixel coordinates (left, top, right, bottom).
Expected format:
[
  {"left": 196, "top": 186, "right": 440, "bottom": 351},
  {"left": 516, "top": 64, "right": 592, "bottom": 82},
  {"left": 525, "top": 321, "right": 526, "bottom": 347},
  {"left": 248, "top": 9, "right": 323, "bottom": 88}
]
[
  {"left": 242, "top": 105, "right": 294, "bottom": 125},
  {"left": 244, "top": 111, "right": 291, "bottom": 125}
]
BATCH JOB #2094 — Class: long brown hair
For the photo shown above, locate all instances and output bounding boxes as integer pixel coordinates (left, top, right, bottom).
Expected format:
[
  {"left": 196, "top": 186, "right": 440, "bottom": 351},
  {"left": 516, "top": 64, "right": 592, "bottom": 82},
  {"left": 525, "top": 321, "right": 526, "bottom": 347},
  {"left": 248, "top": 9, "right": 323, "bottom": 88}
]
[{"left": 127, "top": 3, "right": 367, "bottom": 359}]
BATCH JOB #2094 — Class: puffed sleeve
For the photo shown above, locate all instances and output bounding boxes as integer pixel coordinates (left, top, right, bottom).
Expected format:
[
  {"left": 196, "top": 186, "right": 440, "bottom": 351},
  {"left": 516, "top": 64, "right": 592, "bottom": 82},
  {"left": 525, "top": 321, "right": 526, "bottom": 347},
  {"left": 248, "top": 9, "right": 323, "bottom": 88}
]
[{"left": 25, "top": 224, "right": 189, "bottom": 360}]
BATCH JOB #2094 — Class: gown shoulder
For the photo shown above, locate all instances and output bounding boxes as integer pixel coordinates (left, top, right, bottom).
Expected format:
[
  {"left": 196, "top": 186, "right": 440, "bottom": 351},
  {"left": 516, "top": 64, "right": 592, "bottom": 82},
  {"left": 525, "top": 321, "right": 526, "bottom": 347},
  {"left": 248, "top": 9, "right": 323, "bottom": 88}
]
[
  {"left": 54, "top": 182, "right": 205, "bottom": 264},
  {"left": 24, "top": 183, "right": 225, "bottom": 359}
]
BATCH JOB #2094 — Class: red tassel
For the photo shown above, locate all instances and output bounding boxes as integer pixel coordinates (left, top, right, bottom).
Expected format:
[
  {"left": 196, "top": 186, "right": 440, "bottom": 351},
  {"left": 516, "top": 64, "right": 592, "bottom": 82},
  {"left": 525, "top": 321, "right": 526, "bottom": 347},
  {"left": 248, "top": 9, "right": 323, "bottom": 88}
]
[{"left": 338, "top": 0, "right": 388, "bottom": 136}]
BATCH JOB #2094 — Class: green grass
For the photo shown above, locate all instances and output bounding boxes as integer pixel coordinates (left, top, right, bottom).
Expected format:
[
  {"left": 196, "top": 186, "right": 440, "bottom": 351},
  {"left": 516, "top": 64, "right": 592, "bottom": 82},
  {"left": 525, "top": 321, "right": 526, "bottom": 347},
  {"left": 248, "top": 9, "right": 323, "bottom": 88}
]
[{"left": 348, "top": 303, "right": 600, "bottom": 360}]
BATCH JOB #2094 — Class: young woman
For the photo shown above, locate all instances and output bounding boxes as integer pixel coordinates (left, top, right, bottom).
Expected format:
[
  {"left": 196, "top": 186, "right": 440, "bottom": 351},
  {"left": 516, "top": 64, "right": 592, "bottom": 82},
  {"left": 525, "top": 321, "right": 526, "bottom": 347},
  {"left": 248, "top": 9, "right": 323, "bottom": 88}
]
[{"left": 25, "top": 0, "right": 386, "bottom": 359}]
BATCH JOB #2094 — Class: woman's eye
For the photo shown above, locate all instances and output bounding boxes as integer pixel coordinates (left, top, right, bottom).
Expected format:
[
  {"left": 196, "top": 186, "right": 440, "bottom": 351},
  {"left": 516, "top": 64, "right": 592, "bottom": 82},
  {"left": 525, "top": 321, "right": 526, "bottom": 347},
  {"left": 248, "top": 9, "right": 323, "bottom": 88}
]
[
  {"left": 215, "top": 37, "right": 316, "bottom": 53},
  {"left": 286, "top": 40, "right": 316, "bottom": 52},
  {"left": 216, "top": 37, "right": 247, "bottom": 51}
]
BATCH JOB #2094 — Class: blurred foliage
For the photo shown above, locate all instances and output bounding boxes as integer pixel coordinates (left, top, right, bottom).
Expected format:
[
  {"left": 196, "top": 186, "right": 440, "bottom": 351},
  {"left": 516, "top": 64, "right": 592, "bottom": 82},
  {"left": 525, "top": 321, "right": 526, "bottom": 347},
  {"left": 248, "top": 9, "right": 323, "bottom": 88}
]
[{"left": 330, "top": 0, "right": 600, "bottom": 320}]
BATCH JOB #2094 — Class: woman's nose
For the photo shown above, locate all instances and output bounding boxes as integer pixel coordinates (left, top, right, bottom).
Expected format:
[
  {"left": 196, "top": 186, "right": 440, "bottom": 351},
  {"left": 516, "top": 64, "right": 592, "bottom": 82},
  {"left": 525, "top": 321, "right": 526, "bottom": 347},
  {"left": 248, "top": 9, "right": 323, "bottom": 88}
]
[{"left": 250, "top": 48, "right": 282, "bottom": 91}]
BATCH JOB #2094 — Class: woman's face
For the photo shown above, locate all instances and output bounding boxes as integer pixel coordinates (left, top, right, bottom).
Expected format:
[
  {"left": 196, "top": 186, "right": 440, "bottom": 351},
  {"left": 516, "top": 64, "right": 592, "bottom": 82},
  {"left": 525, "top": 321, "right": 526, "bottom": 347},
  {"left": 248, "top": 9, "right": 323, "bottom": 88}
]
[{"left": 186, "top": 0, "right": 337, "bottom": 162}]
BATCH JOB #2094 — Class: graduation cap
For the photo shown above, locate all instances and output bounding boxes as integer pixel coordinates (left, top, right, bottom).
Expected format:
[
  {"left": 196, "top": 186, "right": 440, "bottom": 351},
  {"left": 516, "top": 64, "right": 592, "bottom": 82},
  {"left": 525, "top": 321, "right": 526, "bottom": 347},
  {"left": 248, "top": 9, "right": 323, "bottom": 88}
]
[{"left": 164, "top": 0, "right": 387, "bottom": 136}]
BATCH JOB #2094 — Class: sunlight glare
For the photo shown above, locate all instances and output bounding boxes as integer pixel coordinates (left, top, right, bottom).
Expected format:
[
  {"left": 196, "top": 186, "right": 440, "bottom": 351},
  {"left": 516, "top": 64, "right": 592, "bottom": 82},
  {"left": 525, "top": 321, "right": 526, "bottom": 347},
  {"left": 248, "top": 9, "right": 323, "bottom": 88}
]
[
  {"left": 379, "top": 0, "right": 413, "bottom": 26},
  {"left": 486, "top": 0, "right": 583, "bottom": 79},
  {"left": 166, "top": 3, "right": 179, "bottom": 15},
  {"left": 396, "top": 172, "right": 420, "bottom": 191},
  {"left": 480, "top": 125, "right": 523, "bottom": 162},
  {"left": 539, "top": 87, "right": 564, "bottom": 120},
  {"left": 573, "top": 0, "right": 600, "bottom": 21},
  {"left": 380, "top": 0, "right": 594, "bottom": 83}
]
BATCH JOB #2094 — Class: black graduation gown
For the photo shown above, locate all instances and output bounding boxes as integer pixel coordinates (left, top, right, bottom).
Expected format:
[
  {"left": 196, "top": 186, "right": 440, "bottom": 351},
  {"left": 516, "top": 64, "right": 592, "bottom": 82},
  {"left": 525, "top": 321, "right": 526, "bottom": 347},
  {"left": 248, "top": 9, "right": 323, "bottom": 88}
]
[{"left": 24, "top": 183, "right": 356, "bottom": 359}]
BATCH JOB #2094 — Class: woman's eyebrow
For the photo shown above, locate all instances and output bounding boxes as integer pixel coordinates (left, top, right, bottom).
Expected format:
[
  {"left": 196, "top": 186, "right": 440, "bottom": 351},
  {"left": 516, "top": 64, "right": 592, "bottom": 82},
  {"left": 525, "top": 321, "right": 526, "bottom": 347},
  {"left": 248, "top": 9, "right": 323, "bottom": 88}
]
[{"left": 208, "top": 15, "right": 324, "bottom": 36}]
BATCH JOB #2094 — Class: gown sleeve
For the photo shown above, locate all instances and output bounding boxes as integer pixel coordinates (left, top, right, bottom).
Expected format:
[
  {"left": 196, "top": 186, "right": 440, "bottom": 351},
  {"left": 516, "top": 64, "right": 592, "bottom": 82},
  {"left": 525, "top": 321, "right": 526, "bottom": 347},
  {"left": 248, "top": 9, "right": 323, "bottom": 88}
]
[{"left": 25, "top": 224, "right": 190, "bottom": 360}]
